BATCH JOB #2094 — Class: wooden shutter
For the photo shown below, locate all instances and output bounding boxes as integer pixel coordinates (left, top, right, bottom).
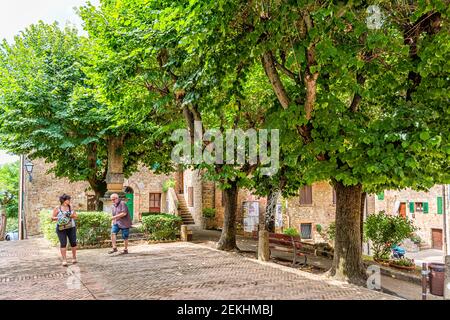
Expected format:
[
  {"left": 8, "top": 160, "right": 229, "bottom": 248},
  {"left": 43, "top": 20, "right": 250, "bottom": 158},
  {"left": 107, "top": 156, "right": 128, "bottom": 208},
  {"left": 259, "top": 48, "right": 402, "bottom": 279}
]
[
  {"left": 377, "top": 192, "right": 384, "bottom": 200},
  {"left": 299, "top": 186, "right": 312, "bottom": 205},
  {"left": 409, "top": 202, "right": 414, "bottom": 213},
  {"left": 423, "top": 202, "right": 429, "bottom": 214},
  {"left": 437, "top": 197, "right": 443, "bottom": 214},
  {"left": 188, "top": 187, "right": 194, "bottom": 207}
]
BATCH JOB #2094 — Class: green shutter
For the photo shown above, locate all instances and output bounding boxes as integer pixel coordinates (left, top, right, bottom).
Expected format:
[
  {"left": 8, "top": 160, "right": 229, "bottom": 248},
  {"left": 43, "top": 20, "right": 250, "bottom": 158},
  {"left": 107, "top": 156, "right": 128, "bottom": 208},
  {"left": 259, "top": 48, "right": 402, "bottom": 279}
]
[
  {"left": 423, "top": 202, "right": 429, "bottom": 214},
  {"left": 409, "top": 202, "right": 414, "bottom": 213},
  {"left": 437, "top": 197, "right": 443, "bottom": 214},
  {"left": 377, "top": 192, "right": 384, "bottom": 200}
]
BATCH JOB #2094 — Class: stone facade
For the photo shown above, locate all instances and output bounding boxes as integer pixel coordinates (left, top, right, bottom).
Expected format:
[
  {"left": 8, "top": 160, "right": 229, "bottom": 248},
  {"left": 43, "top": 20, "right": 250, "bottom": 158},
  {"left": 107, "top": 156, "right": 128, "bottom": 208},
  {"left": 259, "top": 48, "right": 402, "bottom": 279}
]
[
  {"left": 372, "top": 185, "right": 446, "bottom": 249},
  {"left": 24, "top": 159, "right": 175, "bottom": 236},
  {"left": 283, "top": 181, "right": 337, "bottom": 243}
]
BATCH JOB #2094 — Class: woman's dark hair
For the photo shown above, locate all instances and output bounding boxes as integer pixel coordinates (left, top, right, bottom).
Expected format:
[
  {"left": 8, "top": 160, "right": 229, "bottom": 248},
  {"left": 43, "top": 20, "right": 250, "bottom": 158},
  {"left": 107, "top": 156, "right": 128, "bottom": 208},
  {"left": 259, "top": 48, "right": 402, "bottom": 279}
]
[{"left": 59, "top": 194, "right": 71, "bottom": 204}]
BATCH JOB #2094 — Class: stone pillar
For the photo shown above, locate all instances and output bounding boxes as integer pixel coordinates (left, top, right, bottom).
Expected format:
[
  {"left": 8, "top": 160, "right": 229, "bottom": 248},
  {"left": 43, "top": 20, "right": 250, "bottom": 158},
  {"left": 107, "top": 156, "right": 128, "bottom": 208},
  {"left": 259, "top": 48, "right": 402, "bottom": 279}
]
[
  {"left": 101, "top": 136, "right": 127, "bottom": 212},
  {"left": 445, "top": 255, "right": 450, "bottom": 300}
]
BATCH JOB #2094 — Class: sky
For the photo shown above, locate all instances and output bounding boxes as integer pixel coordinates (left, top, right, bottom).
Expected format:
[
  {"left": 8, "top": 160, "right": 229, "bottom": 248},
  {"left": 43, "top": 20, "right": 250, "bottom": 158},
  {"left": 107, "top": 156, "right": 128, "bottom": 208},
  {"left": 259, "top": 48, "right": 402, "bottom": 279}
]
[{"left": 0, "top": 0, "right": 100, "bottom": 165}]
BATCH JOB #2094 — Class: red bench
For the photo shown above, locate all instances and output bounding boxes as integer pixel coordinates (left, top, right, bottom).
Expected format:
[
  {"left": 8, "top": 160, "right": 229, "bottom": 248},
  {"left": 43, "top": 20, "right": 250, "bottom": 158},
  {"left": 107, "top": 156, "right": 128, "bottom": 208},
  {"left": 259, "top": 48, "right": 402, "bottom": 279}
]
[{"left": 252, "top": 231, "right": 307, "bottom": 266}]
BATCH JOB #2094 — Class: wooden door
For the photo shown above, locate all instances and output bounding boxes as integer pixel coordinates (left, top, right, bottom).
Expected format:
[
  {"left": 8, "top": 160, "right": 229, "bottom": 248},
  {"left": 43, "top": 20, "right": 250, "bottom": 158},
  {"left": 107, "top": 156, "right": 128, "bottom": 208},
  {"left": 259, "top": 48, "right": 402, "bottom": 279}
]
[
  {"left": 432, "top": 229, "right": 443, "bottom": 250},
  {"left": 399, "top": 203, "right": 406, "bottom": 218}
]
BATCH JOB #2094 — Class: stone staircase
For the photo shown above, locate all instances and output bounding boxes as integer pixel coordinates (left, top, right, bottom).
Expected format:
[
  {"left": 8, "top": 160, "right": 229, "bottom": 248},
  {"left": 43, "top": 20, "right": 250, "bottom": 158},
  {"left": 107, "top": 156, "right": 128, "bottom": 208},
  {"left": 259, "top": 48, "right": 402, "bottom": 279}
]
[{"left": 176, "top": 194, "right": 195, "bottom": 225}]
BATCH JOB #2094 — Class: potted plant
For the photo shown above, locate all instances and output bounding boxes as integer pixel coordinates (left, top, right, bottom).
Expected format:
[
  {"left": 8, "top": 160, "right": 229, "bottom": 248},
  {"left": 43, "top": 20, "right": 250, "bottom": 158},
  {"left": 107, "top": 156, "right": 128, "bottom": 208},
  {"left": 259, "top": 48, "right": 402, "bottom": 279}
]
[
  {"left": 389, "top": 258, "right": 416, "bottom": 271},
  {"left": 202, "top": 208, "right": 216, "bottom": 230}
]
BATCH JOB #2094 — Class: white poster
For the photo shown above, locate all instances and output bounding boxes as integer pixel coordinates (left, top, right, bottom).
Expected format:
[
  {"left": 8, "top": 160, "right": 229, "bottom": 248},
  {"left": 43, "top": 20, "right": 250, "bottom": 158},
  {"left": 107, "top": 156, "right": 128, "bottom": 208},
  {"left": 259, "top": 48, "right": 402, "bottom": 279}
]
[
  {"left": 275, "top": 203, "right": 283, "bottom": 227},
  {"left": 243, "top": 201, "right": 259, "bottom": 232}
]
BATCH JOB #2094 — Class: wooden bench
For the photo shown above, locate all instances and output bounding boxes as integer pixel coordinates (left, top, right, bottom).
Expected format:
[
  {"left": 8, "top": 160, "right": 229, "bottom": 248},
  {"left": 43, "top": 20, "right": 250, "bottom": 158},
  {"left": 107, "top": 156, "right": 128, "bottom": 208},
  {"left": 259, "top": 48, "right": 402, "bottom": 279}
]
[{"left": 252, "top": 231, "right": 307, "bottom": 266}]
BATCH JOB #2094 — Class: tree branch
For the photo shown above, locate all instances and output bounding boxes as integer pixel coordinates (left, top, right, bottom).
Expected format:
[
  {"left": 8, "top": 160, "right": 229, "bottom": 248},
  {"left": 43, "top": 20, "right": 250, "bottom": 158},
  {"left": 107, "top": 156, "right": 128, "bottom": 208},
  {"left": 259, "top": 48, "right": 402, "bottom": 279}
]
[{"left": 261, "top": 51, "right": 290, "bottom": 109}]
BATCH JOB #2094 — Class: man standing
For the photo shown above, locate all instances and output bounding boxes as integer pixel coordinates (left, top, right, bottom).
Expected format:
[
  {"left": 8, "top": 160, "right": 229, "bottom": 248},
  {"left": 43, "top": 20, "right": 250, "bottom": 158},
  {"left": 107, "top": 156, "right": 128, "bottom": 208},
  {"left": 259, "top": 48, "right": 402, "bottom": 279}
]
[{"left": 108, "top": 193, "right": 132, "bottom": 254}]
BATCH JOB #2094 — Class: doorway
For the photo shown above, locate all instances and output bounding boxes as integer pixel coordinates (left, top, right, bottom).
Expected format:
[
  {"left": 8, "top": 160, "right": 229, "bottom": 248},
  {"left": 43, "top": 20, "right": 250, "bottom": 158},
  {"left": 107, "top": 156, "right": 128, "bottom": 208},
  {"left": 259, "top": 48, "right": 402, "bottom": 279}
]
[
  {"left": 431, "top": 229, "right": 443, "bottom": 250},
  {"left": 399, "top": 202, "right": 407, "bottom": 218},
  {"left": 125, "top": 187, "right": 134, "bottom": 222}
]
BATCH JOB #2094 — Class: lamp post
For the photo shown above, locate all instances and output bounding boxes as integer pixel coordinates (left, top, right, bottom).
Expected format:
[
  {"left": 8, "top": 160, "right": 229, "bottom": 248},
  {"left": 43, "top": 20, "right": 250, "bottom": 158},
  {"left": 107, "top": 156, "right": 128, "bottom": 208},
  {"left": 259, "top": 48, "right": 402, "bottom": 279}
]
[{"left": 24, "top": 160, "right": 34, "bottom": 182}]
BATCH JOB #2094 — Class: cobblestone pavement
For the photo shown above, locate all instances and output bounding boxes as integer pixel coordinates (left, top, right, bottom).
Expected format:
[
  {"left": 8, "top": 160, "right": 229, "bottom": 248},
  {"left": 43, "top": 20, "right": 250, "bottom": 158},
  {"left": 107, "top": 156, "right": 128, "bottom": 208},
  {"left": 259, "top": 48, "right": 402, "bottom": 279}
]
[{"left": 0, "top": 237, "right": 398, "bottom": 300}]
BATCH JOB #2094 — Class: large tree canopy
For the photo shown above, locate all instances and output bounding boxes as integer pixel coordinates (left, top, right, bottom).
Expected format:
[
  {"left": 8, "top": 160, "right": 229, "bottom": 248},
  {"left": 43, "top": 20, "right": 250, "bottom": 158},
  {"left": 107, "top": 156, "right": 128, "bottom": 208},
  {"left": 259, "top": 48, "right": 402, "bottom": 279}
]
[{"left": 0, "top": 22, "right": 176, "bottom": 208}]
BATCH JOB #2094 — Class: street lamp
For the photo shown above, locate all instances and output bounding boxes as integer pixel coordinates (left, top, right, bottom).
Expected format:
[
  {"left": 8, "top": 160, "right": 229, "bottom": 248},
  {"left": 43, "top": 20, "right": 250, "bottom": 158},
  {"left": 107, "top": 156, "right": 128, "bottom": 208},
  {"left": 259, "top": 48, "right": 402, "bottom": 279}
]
[{"left": 24, "top": 160, "right": 34, "bottom": 182}]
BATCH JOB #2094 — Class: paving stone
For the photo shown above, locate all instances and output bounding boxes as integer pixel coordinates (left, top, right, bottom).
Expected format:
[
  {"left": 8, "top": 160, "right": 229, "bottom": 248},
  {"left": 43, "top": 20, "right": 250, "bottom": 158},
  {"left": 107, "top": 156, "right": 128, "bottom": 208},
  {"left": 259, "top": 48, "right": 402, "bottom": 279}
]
[{"left": 0, "top": 238, "right": 397, "bottom": 300}]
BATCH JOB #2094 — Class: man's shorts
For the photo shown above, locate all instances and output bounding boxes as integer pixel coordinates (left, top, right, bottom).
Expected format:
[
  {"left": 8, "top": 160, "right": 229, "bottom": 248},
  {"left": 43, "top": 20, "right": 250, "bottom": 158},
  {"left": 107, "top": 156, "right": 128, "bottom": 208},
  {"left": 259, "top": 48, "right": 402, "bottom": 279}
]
[{"left": 111, "top": 224, "right": 130, "bottom": 240}]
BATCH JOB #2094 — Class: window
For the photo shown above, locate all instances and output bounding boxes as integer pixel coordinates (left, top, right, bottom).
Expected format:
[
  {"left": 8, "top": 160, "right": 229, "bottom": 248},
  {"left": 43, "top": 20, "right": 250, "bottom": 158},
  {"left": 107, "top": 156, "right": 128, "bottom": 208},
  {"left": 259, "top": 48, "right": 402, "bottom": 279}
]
[
  {"left": 300, "top": 223, "right": 313, "bottom": 239},
  {"left": 149, "top": 193, "right": 161, "bottom": 212},
  {"left": 188, "top": 187, "right": 194, "bottom": 207},
  {"left": 413, "top": 202, "right": 428, "bottom": 214},
  {"left": 299, "top": 185, "right": 312, "bottom": 205},
  {"left": 332, "top": 188, "right": 336, "bottom": 205}
]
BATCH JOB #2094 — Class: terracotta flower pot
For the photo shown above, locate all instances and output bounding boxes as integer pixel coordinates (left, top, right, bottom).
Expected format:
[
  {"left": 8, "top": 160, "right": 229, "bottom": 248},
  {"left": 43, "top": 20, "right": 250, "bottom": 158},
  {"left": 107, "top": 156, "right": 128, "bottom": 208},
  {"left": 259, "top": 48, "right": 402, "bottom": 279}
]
[
  {"left": 388, "top": 261, "right": 416, "bottom": 271},
  {"left": 374, "top": 257, "right": 391, "bottom": 266}
]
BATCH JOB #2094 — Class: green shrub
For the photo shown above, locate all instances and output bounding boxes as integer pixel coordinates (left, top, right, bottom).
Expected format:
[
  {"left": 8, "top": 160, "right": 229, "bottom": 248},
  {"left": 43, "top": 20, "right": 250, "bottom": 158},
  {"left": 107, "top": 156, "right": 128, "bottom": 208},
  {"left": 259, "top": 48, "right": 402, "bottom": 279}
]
[
  {"left": 141, "top": 212, "right": 161, "bottom": 218},
  {"left": 39, "top": 210, "right": 111, "bottom": 246},
  {"left": 283, "top": 227, "right": 299, "bottom": 237},
  {"left": 141, "top": 213, "right": 182, "bottom": 241},
  {"left": 202, "top": 208, "right": 216, "bottom": 218},
  {"left": 327, "top": 222, "right": 336, "bottom": 241},
  {"left": 364, "top": 211, "right": 417, "bottom": 260},
  {"left": 75, "top": 211, "right": 111, "bottom": 246},
  {"left": 315, "top": 224, "right": 322, "bottom": 233},
  {"left": 6, "top": 216, "right": 18, "bottom": 233},
  {"left": 391, "top": 258, "right": 415, "bottom": 267}
]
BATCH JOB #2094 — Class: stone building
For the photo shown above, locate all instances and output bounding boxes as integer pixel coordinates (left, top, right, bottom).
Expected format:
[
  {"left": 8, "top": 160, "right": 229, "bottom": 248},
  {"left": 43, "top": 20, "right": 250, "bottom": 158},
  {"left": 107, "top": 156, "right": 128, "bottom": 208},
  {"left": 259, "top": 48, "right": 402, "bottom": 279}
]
[
  {"left": 23, "top": 158, "right": 448, "bottom": 251},
  {"left": 23, "top": 159, "right": 175, "bottom": 235},
  {"left": 280, "top": 181, "right": 447, "bottom": 249}
]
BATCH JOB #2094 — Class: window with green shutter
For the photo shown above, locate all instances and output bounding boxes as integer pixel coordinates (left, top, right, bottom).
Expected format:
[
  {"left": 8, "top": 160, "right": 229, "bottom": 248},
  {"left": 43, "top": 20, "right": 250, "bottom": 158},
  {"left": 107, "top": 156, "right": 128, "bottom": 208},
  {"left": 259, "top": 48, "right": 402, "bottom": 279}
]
[
  {"left": 377, "top": 192, "right": 384, "bottom": 200},
  {"left": 409, "top": 202, "right": 414, "bottom": 213},
  {"left": 423, "top": 202, "right": 429, "bottom": 214},
  {"left": 437, "top": 197, "right": 443, "bottom": 214}
]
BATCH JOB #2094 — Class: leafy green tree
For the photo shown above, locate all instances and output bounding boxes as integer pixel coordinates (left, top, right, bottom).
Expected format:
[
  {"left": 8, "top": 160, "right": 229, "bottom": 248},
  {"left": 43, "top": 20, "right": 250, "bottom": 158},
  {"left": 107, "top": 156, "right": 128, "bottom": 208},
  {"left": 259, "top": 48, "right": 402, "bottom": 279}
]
[
  {"left": 365, "top": 211, "right": 417, "bottom": 260},
  {"left": 0, "top": 22, "right": 175, "bottom": 209},
  {"left": 0, "top": 161, "right": 19, "bottom": 218},
  {"left": 166, "top": 0, "right": 449, "bottom": 284}
]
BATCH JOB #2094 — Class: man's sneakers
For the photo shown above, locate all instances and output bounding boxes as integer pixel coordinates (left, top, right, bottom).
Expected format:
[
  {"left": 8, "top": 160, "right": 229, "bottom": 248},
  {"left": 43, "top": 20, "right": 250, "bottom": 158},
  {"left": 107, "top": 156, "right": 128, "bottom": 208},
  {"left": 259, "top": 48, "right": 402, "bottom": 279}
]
[
  {"left": 108, "top": 248, "right": 118, "bottom": 254},
  {"left": 119, "top": 249, "right": 128, "bottom": 255}
]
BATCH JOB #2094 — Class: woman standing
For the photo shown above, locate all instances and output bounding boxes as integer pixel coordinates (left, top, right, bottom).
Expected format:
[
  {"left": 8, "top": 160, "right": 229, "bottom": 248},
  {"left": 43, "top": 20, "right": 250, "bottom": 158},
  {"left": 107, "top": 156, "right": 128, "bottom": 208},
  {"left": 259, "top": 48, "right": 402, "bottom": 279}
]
[{"left": 52, "top": 194, "right": 78, "bottom": 266}]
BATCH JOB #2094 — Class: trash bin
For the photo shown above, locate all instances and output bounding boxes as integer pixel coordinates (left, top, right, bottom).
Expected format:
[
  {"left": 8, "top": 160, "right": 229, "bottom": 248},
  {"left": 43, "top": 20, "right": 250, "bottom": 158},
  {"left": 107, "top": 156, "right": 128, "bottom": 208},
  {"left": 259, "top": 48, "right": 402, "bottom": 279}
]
[{"left": 428, "top": 263, "right": 445, "bottom": 296}]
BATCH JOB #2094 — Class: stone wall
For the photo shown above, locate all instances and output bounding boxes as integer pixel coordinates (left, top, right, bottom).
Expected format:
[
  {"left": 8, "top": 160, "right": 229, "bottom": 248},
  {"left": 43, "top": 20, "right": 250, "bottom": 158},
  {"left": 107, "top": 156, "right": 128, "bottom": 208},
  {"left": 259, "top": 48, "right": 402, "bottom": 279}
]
[
  {"left": 373, "top": 185, "right": 445, "bottom": 248},
  {"left": 24, "top": 159, "right": 92, "bottom": 235},
  {"left": 182, "top": 169, "right": 203, "bottom": 225},
  {"left": 24, "top": 159, "right": 174, "bottom": 235},
  {"left": 214, "top": 186, "right": 267, "bottom": 234},
  {"left": 124, "top": 164, "right": 174, "bottom": 221},
  {"left": 284, "top": 181, "right": 336, "bottom": 243}
]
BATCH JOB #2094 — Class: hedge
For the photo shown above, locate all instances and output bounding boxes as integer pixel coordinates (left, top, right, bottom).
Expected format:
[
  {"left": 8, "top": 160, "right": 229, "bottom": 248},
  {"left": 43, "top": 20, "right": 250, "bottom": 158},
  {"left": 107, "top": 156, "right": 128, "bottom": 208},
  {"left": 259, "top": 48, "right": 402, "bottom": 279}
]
[
  {"left": 141, "top": 213, "right": 182, "bottom": 241},
  {"left": 39, "top": 210, "right": 111, "bottom": 247}
]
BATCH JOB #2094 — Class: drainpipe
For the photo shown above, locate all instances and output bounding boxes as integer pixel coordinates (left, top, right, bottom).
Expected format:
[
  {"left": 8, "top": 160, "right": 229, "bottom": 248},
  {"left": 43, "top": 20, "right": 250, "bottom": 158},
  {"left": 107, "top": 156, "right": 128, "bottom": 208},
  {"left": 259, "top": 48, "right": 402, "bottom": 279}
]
[
  {"left": 443, "top": 185, "right": 448, "bottom": 255},
  {"left": 18, "top": 155, "right": 26, "bottom": 240}
]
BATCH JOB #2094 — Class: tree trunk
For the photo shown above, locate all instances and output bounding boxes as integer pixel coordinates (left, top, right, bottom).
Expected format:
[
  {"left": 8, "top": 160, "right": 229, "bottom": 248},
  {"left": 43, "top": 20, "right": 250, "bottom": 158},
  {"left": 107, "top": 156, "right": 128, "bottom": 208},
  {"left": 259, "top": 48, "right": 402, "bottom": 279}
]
[
  {"left": 264, "top": 189, "right": 278, "bottom": 232},
  {"left": 329, "top": 181, "right": 366, "bottom": 285},
  {"left": 217, "top": 181, "right": 239, "bottom": 251},
  {"left": 0, "top": 208, "right": 7, "bottom": 241},
  {"left": 360, "top": 192, "right": 366, "bottom": 251}
]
